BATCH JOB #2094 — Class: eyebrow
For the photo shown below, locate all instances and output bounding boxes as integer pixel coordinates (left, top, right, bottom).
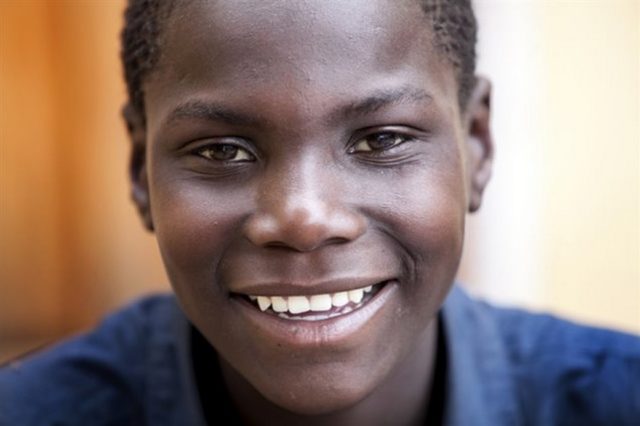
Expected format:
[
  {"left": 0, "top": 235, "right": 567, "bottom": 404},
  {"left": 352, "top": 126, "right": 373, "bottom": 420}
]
[
  {"left": 163, "top": 86, "right": 433, "bottom": 129},
  {"left": 165, "top": 100, "right": 263, "bottom": 127},
  {"left": 330, "top": 86, "right": 433, "bottom": 122}
]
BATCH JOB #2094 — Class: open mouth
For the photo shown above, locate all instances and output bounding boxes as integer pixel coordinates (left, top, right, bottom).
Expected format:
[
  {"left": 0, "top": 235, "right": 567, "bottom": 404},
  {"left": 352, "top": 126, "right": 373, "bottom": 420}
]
[{"left": 238, "top": 281, "right": 389, "bottom": 322}]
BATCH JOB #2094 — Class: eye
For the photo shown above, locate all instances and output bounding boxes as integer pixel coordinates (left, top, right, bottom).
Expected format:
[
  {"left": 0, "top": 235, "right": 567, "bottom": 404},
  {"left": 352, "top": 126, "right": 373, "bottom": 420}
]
[
  {"left": 350, "top": 132, "right": 411, "bottom": 153},
  {"left": 195, "top": 143, "right": 255, "bottom": 162}
]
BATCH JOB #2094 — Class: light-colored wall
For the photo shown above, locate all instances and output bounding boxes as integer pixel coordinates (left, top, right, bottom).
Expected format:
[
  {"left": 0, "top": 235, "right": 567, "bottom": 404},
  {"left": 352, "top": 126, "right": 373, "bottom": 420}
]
[
  {"left": 1, "top": 0, "right": 638, "bottom": 361},
  {"left": 459, "top": 0, "right": 639, "bottom": 334}
]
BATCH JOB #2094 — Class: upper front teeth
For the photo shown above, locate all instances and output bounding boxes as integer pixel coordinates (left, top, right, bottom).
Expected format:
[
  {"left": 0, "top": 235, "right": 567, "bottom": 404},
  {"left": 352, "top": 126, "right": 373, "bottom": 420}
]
[
  {"left": 309, "top": 294, "right": 332, "bottom": 311},
  {"left": 252, "top": 285, "right": 374, "bottom": 314},
  {"left": 288, "top": 296, "right": 310, "bottom": 314}
]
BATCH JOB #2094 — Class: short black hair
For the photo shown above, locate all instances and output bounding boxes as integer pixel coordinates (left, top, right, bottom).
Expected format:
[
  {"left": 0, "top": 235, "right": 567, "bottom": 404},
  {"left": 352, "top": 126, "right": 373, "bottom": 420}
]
[{"left": 121, "top": 0, "right": 477, "bottom": 120}]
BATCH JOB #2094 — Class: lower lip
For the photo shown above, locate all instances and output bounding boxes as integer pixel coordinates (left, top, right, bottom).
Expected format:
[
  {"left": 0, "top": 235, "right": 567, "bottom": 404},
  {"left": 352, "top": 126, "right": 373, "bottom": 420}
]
[{"left": 232, "top": 281, "right": 398, "bottom": 348}]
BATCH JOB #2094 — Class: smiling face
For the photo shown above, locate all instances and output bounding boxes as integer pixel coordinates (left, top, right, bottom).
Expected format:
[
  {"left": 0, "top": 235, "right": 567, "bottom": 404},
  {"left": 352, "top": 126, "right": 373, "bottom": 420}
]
[{"left": 132, "top": 0, "right": 491, "bottom": 418}]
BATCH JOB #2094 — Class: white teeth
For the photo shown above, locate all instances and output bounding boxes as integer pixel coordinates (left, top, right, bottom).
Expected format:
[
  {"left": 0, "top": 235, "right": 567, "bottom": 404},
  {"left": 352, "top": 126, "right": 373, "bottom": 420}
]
[
  {"left": 248, "top": 283, "right": 380, "bottom": 316},
  {"left": 309, "top": 294, "right": 332, "bottom": 311},
  {"left": 271, "top": 296, "right": 288, "bottom": 313},
  {"left": 348, "top": 289, "right": 364, "bottom": 303},
  {"left": 257, "top": 296, "right": 271, "bottom": 312},
  {"left": 288, "top": 296, "right": 310, "bottom": 314},
  {"left": 331, "top": 291, "right": 349, "bottom": 307}
]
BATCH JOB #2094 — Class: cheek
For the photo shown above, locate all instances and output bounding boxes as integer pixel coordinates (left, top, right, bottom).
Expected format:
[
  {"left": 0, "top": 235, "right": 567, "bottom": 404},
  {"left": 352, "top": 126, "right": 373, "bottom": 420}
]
[
  {"left": 150, "top": 177, "right": 249, "bottom": 295},
  {"left": 406, "top": 144, "right": 468, "bottom": 271},
  {"left": 401, "top": 179, "right": 466, "bottom": 267},
  {"left": 374, "top": 163, "right": 467, "bottom": 323},
  {"left": 403, "top": 191, "right": 464, "bottom": 302}
]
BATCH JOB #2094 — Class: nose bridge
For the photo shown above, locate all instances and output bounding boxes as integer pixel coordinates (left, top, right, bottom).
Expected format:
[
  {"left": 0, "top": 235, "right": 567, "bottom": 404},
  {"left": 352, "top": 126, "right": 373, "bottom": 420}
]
[
  {"left": 244, "top": 151, "right": 365, "bottom": 251},
  {"left": 278, "top": 153, "right": 325, "bottom": 213}
]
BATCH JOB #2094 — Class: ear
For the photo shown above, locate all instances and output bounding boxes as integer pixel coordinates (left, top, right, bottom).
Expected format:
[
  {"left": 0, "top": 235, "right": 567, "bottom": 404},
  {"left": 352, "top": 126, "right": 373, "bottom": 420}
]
[
  {"left": 122, "top": 103, "right": 154, "bottom": 231},
  {"left": 463, "top": 76, "right": 494, "bottom": 213}
]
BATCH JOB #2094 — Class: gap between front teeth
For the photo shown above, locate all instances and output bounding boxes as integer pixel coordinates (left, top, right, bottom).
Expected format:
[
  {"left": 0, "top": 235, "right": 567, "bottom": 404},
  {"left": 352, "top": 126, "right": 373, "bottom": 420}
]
[{"left": 250, "top": 285, "right": 373, "bottom": 314}]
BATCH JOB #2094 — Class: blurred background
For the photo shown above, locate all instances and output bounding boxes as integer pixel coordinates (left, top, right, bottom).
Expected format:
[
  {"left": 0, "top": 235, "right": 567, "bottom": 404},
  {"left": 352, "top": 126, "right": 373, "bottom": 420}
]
[{"left": 1, "top": 0, "right": 638, "bottom": 362}]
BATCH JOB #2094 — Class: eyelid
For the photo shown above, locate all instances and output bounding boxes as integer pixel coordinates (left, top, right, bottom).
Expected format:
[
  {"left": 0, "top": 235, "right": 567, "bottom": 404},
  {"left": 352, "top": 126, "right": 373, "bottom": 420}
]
[
  {"left": 197, "top": 144, "right": 255, "bottom": 161},
  {"left": 348, "top": 128, "right": 417, "bottom": 154},
  {"left": 186, "top": 136, "right": 258, "bottom": 164},
  {"left": 186, "top": 136, "right": 254, "bottom": 152}
]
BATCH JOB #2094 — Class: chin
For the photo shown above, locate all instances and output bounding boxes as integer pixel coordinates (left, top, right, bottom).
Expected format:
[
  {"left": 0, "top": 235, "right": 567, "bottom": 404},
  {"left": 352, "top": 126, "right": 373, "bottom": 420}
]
[
  {"left": 220, "top": 350, "right": 384, "bottom": 417},
  {"left": 256, "top": 373, "right": 372, "bottom": 416}
]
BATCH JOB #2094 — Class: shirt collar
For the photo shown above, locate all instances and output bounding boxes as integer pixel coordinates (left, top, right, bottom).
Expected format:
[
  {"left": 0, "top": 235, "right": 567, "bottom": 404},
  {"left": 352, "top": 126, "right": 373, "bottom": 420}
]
[{"left": 441, "top": 286, "right": 523, "bottom": 426}]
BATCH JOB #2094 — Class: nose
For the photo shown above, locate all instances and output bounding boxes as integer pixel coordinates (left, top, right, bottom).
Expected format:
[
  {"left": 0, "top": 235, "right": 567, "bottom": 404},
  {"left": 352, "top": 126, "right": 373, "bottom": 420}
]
[{"left": 243, "top": 159, "right": 366, "bottom": 252}]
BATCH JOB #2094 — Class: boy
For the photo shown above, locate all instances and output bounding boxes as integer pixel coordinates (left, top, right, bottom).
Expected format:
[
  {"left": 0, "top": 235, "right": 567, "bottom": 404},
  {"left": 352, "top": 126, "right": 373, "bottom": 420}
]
[{"left": 1, "top": 1, "right": 639, "bottom": 425}]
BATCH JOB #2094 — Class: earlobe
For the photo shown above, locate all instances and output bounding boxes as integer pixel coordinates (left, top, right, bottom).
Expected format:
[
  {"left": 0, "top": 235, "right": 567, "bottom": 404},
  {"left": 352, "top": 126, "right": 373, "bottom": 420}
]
[
  {"left": 122, "top": 104, "right": 154, "bottom": 231},
  {"left": 464, "top": 76, "right": 494, "bottom": 213}
]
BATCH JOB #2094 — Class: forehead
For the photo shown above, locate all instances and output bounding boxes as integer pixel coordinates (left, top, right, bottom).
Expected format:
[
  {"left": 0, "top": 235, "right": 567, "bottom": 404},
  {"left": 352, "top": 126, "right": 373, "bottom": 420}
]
[{"left": 146, "top": 0, "right": 456, "bottom": 130}]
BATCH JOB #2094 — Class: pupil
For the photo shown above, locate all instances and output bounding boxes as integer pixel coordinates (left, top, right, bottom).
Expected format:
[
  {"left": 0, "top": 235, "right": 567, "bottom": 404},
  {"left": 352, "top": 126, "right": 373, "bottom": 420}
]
[
  {"left": 214, "top": 145, "right": 237, "bottom": 160},
  {"left": 370, "top": 133, "right": 397, "bottom": 149}
]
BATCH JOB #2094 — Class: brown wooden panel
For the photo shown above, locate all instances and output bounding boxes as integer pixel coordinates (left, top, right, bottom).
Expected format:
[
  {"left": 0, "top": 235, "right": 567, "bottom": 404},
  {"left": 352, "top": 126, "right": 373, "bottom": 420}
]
[{"left": 0, "top": 1, "right": 169, "bottom": 363}]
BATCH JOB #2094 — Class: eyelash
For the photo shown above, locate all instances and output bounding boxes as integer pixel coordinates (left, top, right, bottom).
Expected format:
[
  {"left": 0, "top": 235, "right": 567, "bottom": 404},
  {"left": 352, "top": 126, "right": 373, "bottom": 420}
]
[
  {"left": 348, "top": 131, "right": 414, "bottom": 154},
  {"left": 194, "top": 142, "right": 255, "bottom": 163},
  {"left": 190, "top": 130, "right": 415, "bottom": 164}
]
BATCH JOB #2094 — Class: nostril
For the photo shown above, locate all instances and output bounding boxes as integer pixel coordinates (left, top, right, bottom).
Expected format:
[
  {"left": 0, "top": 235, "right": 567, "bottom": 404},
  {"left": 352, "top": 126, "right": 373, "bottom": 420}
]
[
  {"left": 263, "top": 241, "right": 291, "bottom": 250},
  {"left": 243, "top": 200, "right": 366, "bottom": 251},
  {"left": 252, "top": 234, "right": 356, "bottom": 253},
  {"left": 260, "top": 235, "right": 337, "bottom": 253},
  {"left": 325, "top": 237, "right": 350, "bottom": 246}
]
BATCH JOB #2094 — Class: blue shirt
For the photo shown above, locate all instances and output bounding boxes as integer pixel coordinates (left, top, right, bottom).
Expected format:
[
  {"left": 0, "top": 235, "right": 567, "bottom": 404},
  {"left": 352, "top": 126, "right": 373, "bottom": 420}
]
[{"left": 2, "top": 287, "right": 639, "bottom": 425}]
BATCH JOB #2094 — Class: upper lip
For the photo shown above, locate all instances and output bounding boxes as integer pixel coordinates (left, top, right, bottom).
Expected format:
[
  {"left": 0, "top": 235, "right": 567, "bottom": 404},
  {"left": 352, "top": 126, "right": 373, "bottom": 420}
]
[{"left": 230, "top": 276, "right": 393, "bottom": 297}]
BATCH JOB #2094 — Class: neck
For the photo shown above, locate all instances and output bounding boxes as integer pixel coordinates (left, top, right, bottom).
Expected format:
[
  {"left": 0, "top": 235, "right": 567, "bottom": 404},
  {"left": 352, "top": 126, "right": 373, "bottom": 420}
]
[{"left": 220, "top": 319, "right": 439, "bottom": 426}]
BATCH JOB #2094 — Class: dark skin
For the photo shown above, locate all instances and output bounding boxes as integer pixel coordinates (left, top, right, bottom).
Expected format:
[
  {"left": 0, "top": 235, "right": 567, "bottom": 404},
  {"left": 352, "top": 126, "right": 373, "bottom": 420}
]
[{"left": 125, "top": 0, "right": 492, "bottom": 424}]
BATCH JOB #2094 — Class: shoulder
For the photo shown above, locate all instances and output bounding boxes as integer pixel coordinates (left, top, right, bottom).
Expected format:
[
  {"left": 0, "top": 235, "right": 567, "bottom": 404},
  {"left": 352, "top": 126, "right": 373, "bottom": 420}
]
[
  {"left": 495, "top": 305, "right": 640, "bottom": 425},
  {"left": 449, "top": 288, "right": 640, "bottom": 425},
  {"left": 0, "top": 294, "right": 181, "bottom": 426}
]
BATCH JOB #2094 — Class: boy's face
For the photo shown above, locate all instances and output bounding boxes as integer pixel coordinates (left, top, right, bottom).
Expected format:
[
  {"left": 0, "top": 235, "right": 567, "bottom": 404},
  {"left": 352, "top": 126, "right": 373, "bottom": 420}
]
[{"left": 135, "top": 0, "right": 491, "bottom": 415}]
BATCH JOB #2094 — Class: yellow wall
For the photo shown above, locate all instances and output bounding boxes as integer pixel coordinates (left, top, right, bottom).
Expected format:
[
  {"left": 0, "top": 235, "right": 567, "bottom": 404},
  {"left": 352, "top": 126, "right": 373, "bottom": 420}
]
[
  {"left": 461, "top": 0, "right": 639, "bottom": 334},
  {"left": 539, "top": 1, "right": 639, "bottom": 332}
]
